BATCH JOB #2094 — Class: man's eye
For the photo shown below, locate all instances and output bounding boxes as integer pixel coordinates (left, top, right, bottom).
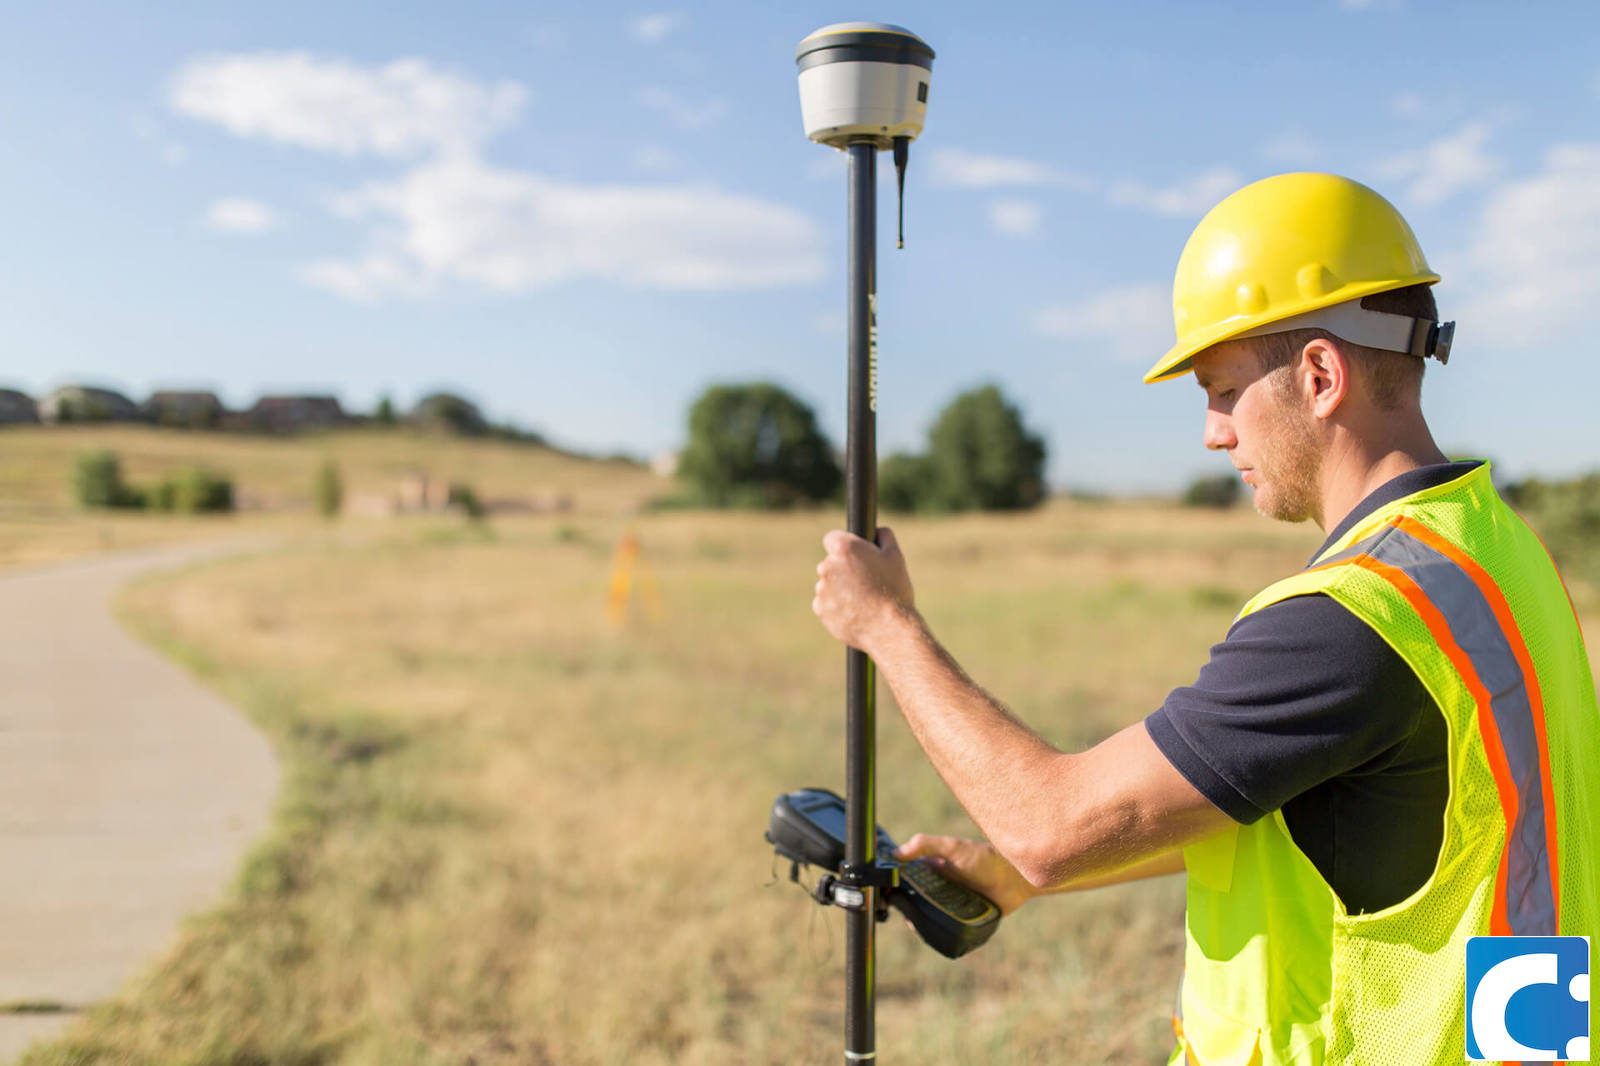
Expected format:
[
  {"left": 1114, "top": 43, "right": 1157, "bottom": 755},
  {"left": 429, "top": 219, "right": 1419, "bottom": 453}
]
[{"left": 1216, "top": 389, "right": 1235, "bottom": 401}]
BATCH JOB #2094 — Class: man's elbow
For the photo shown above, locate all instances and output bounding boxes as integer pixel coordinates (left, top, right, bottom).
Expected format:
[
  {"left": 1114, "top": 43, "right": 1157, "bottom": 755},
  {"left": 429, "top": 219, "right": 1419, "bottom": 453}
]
[
  {"left": 997, "top": 793, "right": 1141, "bottom": 890},
  {"left": 993, "top": 827, "right": 1079, "bottom": 891}
]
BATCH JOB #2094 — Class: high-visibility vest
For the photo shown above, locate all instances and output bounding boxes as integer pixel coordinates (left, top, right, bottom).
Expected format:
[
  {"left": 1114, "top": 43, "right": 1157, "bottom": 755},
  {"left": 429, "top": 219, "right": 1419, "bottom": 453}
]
[{"left": 1169, "top": 464, "right": 1599, "bottom": 1065}]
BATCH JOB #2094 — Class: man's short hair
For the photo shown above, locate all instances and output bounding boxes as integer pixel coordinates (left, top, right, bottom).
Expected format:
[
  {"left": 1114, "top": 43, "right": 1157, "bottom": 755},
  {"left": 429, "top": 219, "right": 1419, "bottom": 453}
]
[{"left": 1250, "top": 284, "right": 1439, "bottom": 409}]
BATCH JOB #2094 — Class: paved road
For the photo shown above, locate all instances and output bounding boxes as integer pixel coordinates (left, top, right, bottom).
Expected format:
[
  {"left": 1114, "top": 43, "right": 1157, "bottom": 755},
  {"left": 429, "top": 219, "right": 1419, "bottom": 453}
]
[{"left": 0, "top": 541, "right": 279, "bottom": 1062}]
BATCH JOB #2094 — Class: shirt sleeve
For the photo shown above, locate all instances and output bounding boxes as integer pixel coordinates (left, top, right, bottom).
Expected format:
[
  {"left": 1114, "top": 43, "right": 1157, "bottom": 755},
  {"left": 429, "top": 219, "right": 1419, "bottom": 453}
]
[{"left": 1143, "top": 593, "right": 1431, "bottom": 824}]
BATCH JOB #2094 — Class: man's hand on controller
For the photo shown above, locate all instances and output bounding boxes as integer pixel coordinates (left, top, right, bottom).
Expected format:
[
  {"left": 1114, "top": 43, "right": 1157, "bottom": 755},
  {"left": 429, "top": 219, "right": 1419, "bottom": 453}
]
[{"left": 895, "top": 834, "right": 1035, "bottom": 916}]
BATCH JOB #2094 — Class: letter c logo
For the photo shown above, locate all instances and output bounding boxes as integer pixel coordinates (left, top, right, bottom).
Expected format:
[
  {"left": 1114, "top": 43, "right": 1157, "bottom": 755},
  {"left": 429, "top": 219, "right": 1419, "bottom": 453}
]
[{"left": 1471, "top": 952, "right": 1559, "bottom": 1060}]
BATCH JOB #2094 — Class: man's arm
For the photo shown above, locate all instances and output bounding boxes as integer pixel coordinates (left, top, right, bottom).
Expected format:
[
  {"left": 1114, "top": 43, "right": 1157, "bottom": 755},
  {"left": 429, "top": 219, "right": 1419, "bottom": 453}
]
[
  {"left": 866, "top": 605, "right": 1231, "bottom": 889},
  {"left": 810, "top": 525, "right": 1231, "bottom": 890},
  {"left": 892, "top": 833, "right": 1185, "bottom": 916}
]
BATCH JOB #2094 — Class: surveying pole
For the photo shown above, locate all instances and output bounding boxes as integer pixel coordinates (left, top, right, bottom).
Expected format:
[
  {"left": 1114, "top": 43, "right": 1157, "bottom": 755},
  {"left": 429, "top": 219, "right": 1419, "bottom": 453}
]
[{"left": 796, "top": 23, "right": 934, "bottom": 1063}]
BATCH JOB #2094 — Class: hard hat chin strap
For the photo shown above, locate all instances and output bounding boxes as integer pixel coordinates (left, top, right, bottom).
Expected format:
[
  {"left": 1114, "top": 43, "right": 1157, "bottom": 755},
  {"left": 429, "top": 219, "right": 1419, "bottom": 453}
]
[{"left": 1234, "top": 301, "right": 1456, "bottom": 364}]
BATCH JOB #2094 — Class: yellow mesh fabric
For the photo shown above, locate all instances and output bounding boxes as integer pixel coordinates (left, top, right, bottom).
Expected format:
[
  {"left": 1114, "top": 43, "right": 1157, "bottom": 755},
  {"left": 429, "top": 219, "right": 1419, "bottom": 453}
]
[{"left": 1175, "top": 465, "right": 1599, "bottom": 1065}]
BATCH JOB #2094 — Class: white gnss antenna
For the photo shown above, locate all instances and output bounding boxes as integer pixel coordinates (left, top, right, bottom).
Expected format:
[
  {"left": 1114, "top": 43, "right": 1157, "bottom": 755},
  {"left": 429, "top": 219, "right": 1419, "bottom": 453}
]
[
  {"left": 794, "top": 21, "right": 934, "bottom": 1066},
  {"left": 797, "top": 22, "right": 933, "bottom": 247}
]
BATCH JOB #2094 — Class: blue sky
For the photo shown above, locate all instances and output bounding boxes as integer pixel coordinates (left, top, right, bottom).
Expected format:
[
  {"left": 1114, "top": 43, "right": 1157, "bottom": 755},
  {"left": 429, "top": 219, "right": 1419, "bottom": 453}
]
[{"left": 3, "top": 1, "right": 1599, "bottom": 492}]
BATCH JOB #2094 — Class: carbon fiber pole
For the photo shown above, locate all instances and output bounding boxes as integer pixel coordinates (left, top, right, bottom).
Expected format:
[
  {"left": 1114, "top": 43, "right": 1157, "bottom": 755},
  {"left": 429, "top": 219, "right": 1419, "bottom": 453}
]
[{"left": 844, "top": 140, "right": 878, "bottom": 1065}]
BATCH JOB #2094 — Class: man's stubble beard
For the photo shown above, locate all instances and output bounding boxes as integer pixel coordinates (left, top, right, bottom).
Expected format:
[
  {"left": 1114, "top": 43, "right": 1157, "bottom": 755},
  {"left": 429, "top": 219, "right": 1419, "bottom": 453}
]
[{"left": 1252, "top": 376, "right": 1324, "bottom": 524}]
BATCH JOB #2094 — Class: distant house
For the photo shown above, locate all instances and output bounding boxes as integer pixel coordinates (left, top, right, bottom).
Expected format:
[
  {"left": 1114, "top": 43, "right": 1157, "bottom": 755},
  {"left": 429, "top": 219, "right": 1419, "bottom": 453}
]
[
  {"left": 144, "top": 390, "right": 224, "bottom": 429},
  {"left": 0, "top": 388, "right": 39, "bottom": 424},
  {"left": 245, "top": 395, "right": 347, "bottom": 434},
  {"left": 38, "top": 385, "right": 141, "bottom": 424}
]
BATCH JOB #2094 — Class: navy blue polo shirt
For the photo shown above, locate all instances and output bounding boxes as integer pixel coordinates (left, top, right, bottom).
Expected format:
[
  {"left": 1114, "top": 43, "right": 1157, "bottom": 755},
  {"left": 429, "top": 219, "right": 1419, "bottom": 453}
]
[{"left": 1144, "top": 462, "right": 1478, "bottom": 914}]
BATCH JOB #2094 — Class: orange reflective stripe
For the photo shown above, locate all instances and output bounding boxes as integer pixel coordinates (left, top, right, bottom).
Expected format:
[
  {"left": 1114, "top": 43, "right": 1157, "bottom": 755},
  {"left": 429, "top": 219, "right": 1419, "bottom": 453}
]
[
  {"left": 1392, "top": 516, "right": 1562, "bottom": 922},
  {"left": 1346, "top": 552, "right": 1521, "bottom": 937}
]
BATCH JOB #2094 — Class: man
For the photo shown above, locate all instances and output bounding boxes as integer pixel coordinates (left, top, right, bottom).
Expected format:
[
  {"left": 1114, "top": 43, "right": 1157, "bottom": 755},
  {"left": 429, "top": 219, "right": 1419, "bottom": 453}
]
[{"left": 811, "top": 172, "right": 1598, "bottom": 1064}]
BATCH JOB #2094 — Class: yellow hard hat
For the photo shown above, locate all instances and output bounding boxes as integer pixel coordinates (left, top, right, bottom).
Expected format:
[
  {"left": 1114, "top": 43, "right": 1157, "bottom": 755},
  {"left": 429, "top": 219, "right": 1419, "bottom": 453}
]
[{"left": 1144, "top": 172, "right": 1441, "bottom": 384}]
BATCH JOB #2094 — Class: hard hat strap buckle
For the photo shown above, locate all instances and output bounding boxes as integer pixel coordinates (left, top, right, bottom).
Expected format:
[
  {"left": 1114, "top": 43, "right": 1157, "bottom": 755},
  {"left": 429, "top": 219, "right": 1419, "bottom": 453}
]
[{"left": 1408, "top": 316, "right": 1455, "bottom": 363}]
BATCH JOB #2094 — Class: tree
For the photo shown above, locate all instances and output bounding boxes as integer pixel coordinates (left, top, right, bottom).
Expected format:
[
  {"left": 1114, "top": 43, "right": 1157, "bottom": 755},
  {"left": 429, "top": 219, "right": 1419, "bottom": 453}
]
[
  {"left": 923, "top": 384, "right": 1047, "bottom": 511},
  {"left": 412, "top": 392, "right": 487, "bottom": 436},
  {"left": 678, "top": 383, "right": 841, "bottom": 508},
  {"left": 374, "top": 395, "right": 396, "bottom": 425},
  {"left": 879, "top": 452, "right": 934, "bottom": 514}
]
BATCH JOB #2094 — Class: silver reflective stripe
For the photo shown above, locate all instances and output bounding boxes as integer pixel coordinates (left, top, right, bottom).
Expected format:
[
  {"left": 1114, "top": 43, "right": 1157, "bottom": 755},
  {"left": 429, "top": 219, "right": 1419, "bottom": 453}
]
[
  {"left": 1311, "top": 530, "right": 1390, "bottom": 570},
  {"left": 1354, "top": 525, "right": 1557, "bottom": 936}
]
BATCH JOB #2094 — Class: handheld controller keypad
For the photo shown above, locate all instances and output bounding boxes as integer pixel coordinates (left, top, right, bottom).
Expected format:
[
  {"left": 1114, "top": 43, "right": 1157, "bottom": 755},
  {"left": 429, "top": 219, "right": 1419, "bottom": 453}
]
[{"left": 767, "top": 787, "right": 1000, "bottom": 959}]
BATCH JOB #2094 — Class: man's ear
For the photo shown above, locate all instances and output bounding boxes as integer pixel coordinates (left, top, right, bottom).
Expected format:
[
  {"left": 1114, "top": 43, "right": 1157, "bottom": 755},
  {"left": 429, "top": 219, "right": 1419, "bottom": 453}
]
[{"left": 1299, "top": 338, "right": 1349, "bottom": 419}]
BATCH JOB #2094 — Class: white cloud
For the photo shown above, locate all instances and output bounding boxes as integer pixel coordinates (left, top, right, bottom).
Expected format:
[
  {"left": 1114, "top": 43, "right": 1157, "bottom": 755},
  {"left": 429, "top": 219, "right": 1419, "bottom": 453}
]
[
  {"left": 205, "top": 197, "right": 280, "bottom": 234},
  {"left": 1034, "top": 283, "right": 1172, "bottom": 364},
  {"left": 170, "top": 52, "right": 525, "bottom": 158},
  {"left": 640, "top": 86, "right": 727, "bottom": 131},
  {"left": 298, "top": 254, "right": 423, "bottom": 302},
  {"left": 630, "top": 12, "right": 684, "bottom": 42},
  {"left": 927, "top": 148, "right": 1092, "bottom": 191},
  {"left": 988, "top": 198, "right": 1042, "bottom": 237},
  {"left": 1460, "top": 143, "right": 1600, "bottom": 347},
  {"left": 304, "top": 155, "right": 824, "bottom": 300},
  {"left": 1376, "top": 120, "right": 1500, "bottom": 206},
  {"left": 1108, "top": 167, "right": 1241, "bottom": 217},
  {"left": 170, "top": 51, "right": 820, "bottom": 301}
]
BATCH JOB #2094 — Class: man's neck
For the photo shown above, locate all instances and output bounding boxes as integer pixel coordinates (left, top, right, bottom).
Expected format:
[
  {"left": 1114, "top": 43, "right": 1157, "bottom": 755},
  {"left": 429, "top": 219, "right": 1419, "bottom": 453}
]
[{"left": 1314, "top": 422, "right": 1449, "bottom": 532}]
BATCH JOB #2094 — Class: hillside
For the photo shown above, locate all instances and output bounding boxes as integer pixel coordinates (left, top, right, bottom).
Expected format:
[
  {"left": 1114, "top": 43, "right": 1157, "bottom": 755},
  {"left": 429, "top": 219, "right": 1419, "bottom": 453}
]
[{"left": 0, "top": 425, "right": 664, "bottom": 571}]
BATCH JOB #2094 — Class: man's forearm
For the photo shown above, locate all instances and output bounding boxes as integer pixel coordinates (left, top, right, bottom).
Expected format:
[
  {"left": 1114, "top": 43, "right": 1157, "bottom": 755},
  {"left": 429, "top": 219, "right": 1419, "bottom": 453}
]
[
  {"left": 866, "top": 605, "right": 1093, "bottom": 882},
  {"left": 1034, "top": 848, "right": 1185, "bottom": 894}
]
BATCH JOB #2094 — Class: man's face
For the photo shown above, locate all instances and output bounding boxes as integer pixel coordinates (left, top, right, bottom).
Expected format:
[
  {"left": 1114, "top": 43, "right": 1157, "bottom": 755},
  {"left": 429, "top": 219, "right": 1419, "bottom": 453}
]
[{"left": 1193, "top": 341, "right": 1324, "bottom": 523}]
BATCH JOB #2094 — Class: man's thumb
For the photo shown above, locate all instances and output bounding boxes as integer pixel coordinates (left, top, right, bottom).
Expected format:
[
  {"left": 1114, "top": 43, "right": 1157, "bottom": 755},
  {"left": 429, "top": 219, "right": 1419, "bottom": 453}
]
[{"left": 876, "top": 526, "right": 898, "bottom": 553}]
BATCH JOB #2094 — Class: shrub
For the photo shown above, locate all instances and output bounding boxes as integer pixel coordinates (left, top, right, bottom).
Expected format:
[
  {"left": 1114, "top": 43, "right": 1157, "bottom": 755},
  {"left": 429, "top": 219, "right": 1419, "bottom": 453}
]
[
  {"left": 73, "top": 450, "right": 139, "bottom": 509},
  {"left": 447, "top": 481, "right": 485, "bottom": 519},
  {"left": 1181, "top": 474, "right": 1241, "bottom": 509},
  {"left": 152, "top": 467, "right": 235, "bottom": 513},
  {"left": 315, "top": 460, "right": 343, "bottom": 519}
]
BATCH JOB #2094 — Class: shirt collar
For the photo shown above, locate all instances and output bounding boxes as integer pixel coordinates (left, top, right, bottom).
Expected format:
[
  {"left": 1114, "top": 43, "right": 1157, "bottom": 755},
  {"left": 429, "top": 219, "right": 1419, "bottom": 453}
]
[{"left": 1311, "top": 460, "right": 1485, "bottom": 565}]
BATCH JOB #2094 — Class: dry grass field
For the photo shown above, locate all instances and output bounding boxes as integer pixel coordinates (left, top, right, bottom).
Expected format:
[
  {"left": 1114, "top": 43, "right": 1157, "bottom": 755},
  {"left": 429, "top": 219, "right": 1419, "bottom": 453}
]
[
  {"left": 0, "top": 424, "right": 658, "bottom": 571},
  {"left": 7, "top": 430, "right": 1595, "bottom": 1064}
]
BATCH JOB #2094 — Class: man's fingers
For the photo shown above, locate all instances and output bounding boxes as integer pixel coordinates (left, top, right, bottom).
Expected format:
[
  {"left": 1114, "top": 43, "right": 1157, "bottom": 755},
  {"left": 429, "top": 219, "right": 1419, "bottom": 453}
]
[{"left": 895, "top": 833, "right": 956, "bottom": 861}]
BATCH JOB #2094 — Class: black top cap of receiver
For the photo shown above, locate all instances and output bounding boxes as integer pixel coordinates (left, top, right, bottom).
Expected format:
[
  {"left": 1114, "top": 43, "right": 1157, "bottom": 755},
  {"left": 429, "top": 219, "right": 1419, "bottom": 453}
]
[{"left": 795, "top": 21, "right": 935, "bottom": 67}]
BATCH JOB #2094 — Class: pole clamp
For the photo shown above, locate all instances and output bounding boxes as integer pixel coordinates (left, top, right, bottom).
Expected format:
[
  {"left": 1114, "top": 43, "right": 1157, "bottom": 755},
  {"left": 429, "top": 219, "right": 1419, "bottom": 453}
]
[{"left": 808, "top": 862, "right": 899, "bottom": 916}]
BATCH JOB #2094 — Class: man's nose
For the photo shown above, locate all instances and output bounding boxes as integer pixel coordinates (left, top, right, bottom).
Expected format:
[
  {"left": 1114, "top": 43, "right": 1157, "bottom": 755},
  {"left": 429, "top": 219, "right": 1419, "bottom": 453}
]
[{"left": 1203, "top": 408, "right": 1235, "bottom": 451}]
